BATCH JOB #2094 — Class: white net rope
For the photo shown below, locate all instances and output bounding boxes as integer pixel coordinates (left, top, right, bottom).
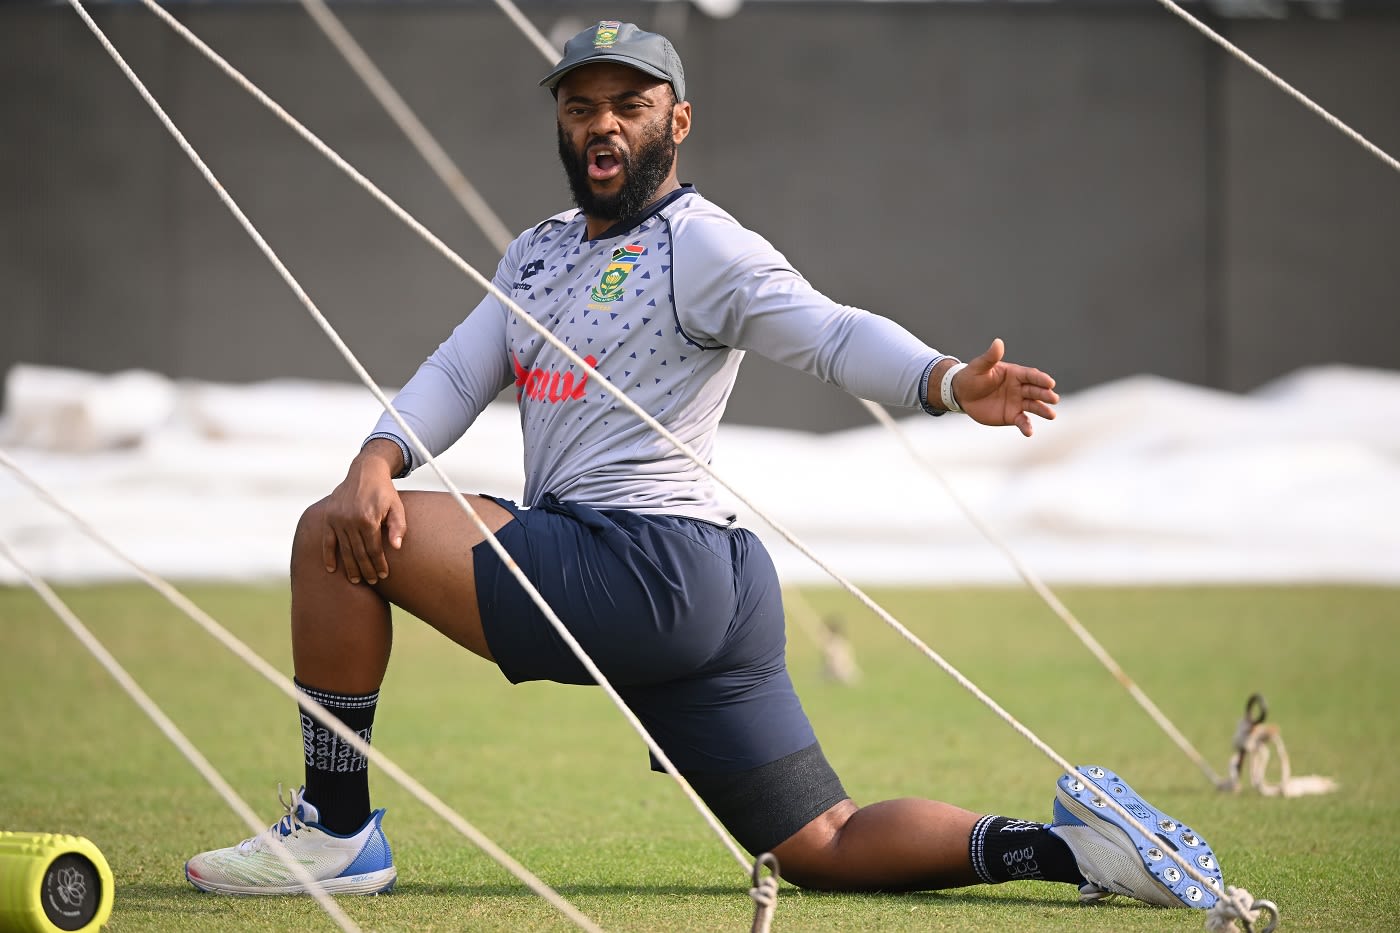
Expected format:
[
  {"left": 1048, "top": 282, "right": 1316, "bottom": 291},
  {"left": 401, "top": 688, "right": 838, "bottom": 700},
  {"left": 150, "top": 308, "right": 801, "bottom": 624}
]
[
  {"left": 0, "top": 532, "right": 362, "bottom": 933},
  {"left": 1, "top": 448, "right": 603, "bottom": 933},
  {"left": 299, "top": 0, "right": 1394, "bottom": 802},
  {"left": 63, "top": 0, "right": 765, "bottom": 917},
  {"left": 858, "top": 399, "right": 1224, "bottom": 785},
  {"left": 59, "top": 3, "right": 611, "bottom": 928},
  {"left": 46, "top": 0, "right": 1384, "bottom": 923},
  {"left": 294, "top": 0, "right": 513, "bottom": 253},
  {"left": 1154, "top": 0, "right": 1399, "bottom": 177},
  {"left": 100, "top": 0, "right": 756, "bottom": 885},
  {"left": 94, "top": 0, "right": 1240, "bottom": 913}
]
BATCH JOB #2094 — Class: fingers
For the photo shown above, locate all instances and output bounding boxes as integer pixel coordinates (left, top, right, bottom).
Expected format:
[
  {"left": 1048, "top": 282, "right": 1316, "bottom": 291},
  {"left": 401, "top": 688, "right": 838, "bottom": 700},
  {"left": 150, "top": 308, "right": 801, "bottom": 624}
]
[
  {"left": 331, "top": 520, "right": 387, "bottom": 585},
  {"left": 371, "top": 534, "right": 392, "bottom": 583},
  {"left": 1015, "top": 376, "right": 1058, "bottom": 434},
  {"left": 969, "top": 337, "right": 1005, "bottom": 374},
  {"left": 1001, "top": 396, "right": 1056, "bottom": 438},
  {"left": 1020, "top": 366, "right": 1057, "bottom": 393},
  {"left": 321, "top": 527, "right": 339, "bottom": 575},
  {"left": 974, "top": 341, "right": 1059, "bottom": 393},
  {"left": 351, "top": 527, "right": 382, "bottom": 585},
  {"left": 334, "top": 528, "right": 365, "bottom": 584},
  {"left": 363, "top": 498, "right": 408, "bottom": 583},
  {"left": 385, "top": 500, "right": 407, "bottom": 552},
  {"left": 1021, "top": 380, "right": 1060, "bottom": 405}
]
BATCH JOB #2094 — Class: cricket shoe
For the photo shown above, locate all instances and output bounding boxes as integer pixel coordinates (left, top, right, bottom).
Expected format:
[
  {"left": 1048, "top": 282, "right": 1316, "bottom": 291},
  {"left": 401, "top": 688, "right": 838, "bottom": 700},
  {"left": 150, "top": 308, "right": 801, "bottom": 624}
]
[
  {"left": 1050, "top": 765, "right": 1223, "bottom": 909},
  {"left": 185, "top": 785, "right": 396, "bottom": 895}
]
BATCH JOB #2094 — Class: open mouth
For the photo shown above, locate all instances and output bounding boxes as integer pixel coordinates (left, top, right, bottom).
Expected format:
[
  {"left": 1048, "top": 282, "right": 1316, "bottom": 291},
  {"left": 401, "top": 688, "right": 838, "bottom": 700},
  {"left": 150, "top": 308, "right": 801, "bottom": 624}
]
[{"left": 587, "top": 145, "right": 623, "bottom": 182}]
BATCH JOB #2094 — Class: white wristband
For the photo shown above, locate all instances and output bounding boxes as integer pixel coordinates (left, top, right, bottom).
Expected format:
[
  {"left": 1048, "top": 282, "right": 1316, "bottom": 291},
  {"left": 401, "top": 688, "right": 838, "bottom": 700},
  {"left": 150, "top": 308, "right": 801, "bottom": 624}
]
[{"left": 940, "top": 362, "right": 968, "bottom": 414}]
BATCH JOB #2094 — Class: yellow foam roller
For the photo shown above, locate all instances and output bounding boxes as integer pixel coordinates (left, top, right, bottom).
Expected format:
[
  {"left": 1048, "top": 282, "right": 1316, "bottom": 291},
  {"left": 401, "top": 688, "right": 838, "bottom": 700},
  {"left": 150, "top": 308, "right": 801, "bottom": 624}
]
[{"left": 0, "top": 833, "right": 113, "bottom": 933}]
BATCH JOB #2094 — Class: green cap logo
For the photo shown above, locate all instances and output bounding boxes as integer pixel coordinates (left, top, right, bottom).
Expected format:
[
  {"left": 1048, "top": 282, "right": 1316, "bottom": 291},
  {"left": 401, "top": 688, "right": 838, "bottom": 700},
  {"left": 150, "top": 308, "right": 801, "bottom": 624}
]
[{"left": 594, "top": 20, "right": 620, "bottom": 48}]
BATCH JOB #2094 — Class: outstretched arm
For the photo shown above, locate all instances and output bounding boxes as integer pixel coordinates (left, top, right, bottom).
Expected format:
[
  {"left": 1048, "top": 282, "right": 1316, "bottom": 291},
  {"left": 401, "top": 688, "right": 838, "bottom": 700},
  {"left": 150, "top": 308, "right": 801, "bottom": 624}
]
[{"left": 929, "top": 339, "right": 1059, "bottom": 437}]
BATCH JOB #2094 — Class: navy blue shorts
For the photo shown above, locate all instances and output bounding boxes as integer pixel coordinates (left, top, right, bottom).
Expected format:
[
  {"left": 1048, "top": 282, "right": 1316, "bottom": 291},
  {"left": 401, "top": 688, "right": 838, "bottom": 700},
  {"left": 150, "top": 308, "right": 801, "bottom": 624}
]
[{"left": 473, "top": 495, "right": 818, "bottom": 775}]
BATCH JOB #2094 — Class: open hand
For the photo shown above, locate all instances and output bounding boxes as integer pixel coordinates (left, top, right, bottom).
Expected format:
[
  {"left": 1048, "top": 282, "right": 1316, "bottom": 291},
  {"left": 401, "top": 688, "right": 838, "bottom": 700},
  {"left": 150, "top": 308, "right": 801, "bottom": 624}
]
[{"left": 952, "top": 338, "right": 1059, "bottom": 437}]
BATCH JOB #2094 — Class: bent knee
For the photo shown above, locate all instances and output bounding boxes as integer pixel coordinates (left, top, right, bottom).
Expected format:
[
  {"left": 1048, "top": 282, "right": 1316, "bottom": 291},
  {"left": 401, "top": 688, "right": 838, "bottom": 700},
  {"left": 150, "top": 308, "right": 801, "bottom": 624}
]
[
  {"left": 769, "top": 798, "right": 858, "bottom": 891},
  {"left": 290, "top": 497, "right": 335, "bottom": 564},
  {"left": 296, "top": 497, "right": 332, "bottom": 530},
  {"left": 294, "top": 497, "right": 333, "bottom": 540}
]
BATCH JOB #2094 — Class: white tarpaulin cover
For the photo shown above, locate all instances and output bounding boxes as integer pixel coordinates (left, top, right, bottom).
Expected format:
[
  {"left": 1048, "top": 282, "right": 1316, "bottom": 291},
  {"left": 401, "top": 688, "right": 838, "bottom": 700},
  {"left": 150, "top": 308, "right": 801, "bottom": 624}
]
[{"left": 1, "top": 363, "right": 1396, "bottom": 586}]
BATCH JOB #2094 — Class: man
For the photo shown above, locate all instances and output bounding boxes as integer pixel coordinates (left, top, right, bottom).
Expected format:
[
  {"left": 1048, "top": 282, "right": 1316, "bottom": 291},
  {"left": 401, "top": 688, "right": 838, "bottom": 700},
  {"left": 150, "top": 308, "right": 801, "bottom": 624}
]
[{"left": 185, "top": 21, "right": 1223, "bottom": 911}]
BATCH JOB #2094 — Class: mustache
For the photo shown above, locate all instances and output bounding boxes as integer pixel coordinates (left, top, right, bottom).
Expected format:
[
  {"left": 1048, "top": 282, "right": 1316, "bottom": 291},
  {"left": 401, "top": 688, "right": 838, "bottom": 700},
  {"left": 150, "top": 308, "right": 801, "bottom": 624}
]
[{"left": 583, "top": 136, "right": 626, "bottom": 158}]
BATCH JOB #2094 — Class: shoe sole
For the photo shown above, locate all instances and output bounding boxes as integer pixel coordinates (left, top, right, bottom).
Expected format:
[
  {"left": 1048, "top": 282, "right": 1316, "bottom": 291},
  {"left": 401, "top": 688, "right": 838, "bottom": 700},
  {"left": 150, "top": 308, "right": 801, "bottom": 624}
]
[
  {"left": 185, "top": 864, "right": 397, "bottom": 896},
  {"left": 1056, "top": 766, "right": 1222, "bottom": 909}
]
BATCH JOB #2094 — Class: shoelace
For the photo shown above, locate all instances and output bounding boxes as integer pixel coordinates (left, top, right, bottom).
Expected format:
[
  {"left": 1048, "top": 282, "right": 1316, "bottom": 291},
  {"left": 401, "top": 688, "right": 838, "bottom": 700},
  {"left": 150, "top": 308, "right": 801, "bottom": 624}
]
[{"left": 237, "top": 784, "right": 308, "bottom": 854}]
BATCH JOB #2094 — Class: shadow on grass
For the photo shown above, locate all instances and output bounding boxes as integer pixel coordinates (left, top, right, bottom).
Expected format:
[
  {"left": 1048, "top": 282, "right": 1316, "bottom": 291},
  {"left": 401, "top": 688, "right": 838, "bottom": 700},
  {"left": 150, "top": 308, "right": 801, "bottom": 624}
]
[
  {"left": 783, "top": 889, "right": 1120, "bottom": 911},
  {"left": 120, "top": 880, "right": 1114, "bottom": 911}
]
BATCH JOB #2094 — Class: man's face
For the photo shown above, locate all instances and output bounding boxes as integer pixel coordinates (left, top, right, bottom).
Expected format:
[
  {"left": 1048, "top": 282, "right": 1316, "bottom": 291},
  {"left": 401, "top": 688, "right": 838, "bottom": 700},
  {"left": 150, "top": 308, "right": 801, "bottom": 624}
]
[{"left": 555, "top": 62, "right": 691, "bottom": 224}]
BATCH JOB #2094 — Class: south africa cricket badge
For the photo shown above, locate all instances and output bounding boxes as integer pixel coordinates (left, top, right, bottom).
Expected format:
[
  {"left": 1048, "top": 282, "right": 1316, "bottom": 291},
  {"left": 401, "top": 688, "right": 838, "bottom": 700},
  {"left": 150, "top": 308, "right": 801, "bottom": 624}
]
[{"left": 588, "top": 243, "right": 645, "bottom": 310}]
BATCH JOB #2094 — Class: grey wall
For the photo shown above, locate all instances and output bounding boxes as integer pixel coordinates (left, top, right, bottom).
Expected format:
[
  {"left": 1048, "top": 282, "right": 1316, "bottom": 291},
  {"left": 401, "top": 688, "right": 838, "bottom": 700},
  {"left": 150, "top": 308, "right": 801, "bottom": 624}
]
[{"left": 3, "top": 1, "right": 1397, "bottom": 431}]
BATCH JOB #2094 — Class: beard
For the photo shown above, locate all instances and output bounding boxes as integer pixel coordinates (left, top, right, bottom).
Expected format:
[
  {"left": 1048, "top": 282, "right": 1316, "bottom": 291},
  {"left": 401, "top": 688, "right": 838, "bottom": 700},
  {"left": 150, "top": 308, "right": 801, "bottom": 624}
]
[{"left": 556, "top": 114, "right": 677, "bottom": 224}]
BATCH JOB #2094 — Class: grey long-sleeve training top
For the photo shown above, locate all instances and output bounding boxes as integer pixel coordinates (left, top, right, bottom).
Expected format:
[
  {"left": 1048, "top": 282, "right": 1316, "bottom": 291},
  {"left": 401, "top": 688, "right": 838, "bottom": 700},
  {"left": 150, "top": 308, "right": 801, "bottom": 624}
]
[{"left": 369, "top": 186, "right": 945, "bottom": 524}]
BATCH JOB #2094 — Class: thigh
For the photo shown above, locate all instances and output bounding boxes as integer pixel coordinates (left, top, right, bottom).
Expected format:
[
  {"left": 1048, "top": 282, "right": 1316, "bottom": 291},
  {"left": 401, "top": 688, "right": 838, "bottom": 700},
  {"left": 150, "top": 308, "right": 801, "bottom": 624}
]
[
  {"left": 621, "top": 527, "right": 819, "bottom": 772},
  {"left": 371, "top": 490, "right": 515, "bottom": 661},
  {"left": 475, "top": 498, "right": 739, "bottom": 686}
]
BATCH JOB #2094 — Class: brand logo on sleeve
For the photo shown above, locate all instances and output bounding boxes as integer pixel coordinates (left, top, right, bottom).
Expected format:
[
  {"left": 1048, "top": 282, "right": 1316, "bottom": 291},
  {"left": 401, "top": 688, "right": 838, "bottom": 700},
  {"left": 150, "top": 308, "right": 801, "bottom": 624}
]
[
  {"left": 588, "top": 243, "right": 645, "bottom": 309},
  {"left": 514, "top": 259, "right": 545, "bottom": 290}
]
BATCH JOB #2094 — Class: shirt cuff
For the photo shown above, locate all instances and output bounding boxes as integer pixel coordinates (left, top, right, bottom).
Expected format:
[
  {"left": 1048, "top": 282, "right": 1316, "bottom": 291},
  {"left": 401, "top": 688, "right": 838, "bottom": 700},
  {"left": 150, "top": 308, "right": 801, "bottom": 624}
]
[{"left": 364, "top": 432, "right": 412, "bottom": 479}]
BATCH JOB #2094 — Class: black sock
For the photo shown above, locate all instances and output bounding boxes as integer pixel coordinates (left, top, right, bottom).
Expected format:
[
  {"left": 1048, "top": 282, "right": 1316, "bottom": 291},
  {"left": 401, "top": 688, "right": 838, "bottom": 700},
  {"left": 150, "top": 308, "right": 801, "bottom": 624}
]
[
  {"left": 969, "top": 815, "right": 1085, "bottom": 886},
  {"left": 296, "top": 678, "right": 378, "bottom": 835}
]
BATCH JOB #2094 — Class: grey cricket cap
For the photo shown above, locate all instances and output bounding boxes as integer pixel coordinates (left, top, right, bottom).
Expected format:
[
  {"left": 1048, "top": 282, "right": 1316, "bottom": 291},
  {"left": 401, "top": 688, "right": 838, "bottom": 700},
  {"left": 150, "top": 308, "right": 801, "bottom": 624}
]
[{"left": 540, "top": 21, "right": 686, "bottom": 102}]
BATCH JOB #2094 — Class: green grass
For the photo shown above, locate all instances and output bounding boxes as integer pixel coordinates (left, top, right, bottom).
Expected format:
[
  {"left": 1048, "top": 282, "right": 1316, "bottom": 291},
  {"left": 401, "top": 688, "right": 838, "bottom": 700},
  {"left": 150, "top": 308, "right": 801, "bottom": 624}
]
[{"left": 3, "top": 583, "right": 1398, "bottom": 931}]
